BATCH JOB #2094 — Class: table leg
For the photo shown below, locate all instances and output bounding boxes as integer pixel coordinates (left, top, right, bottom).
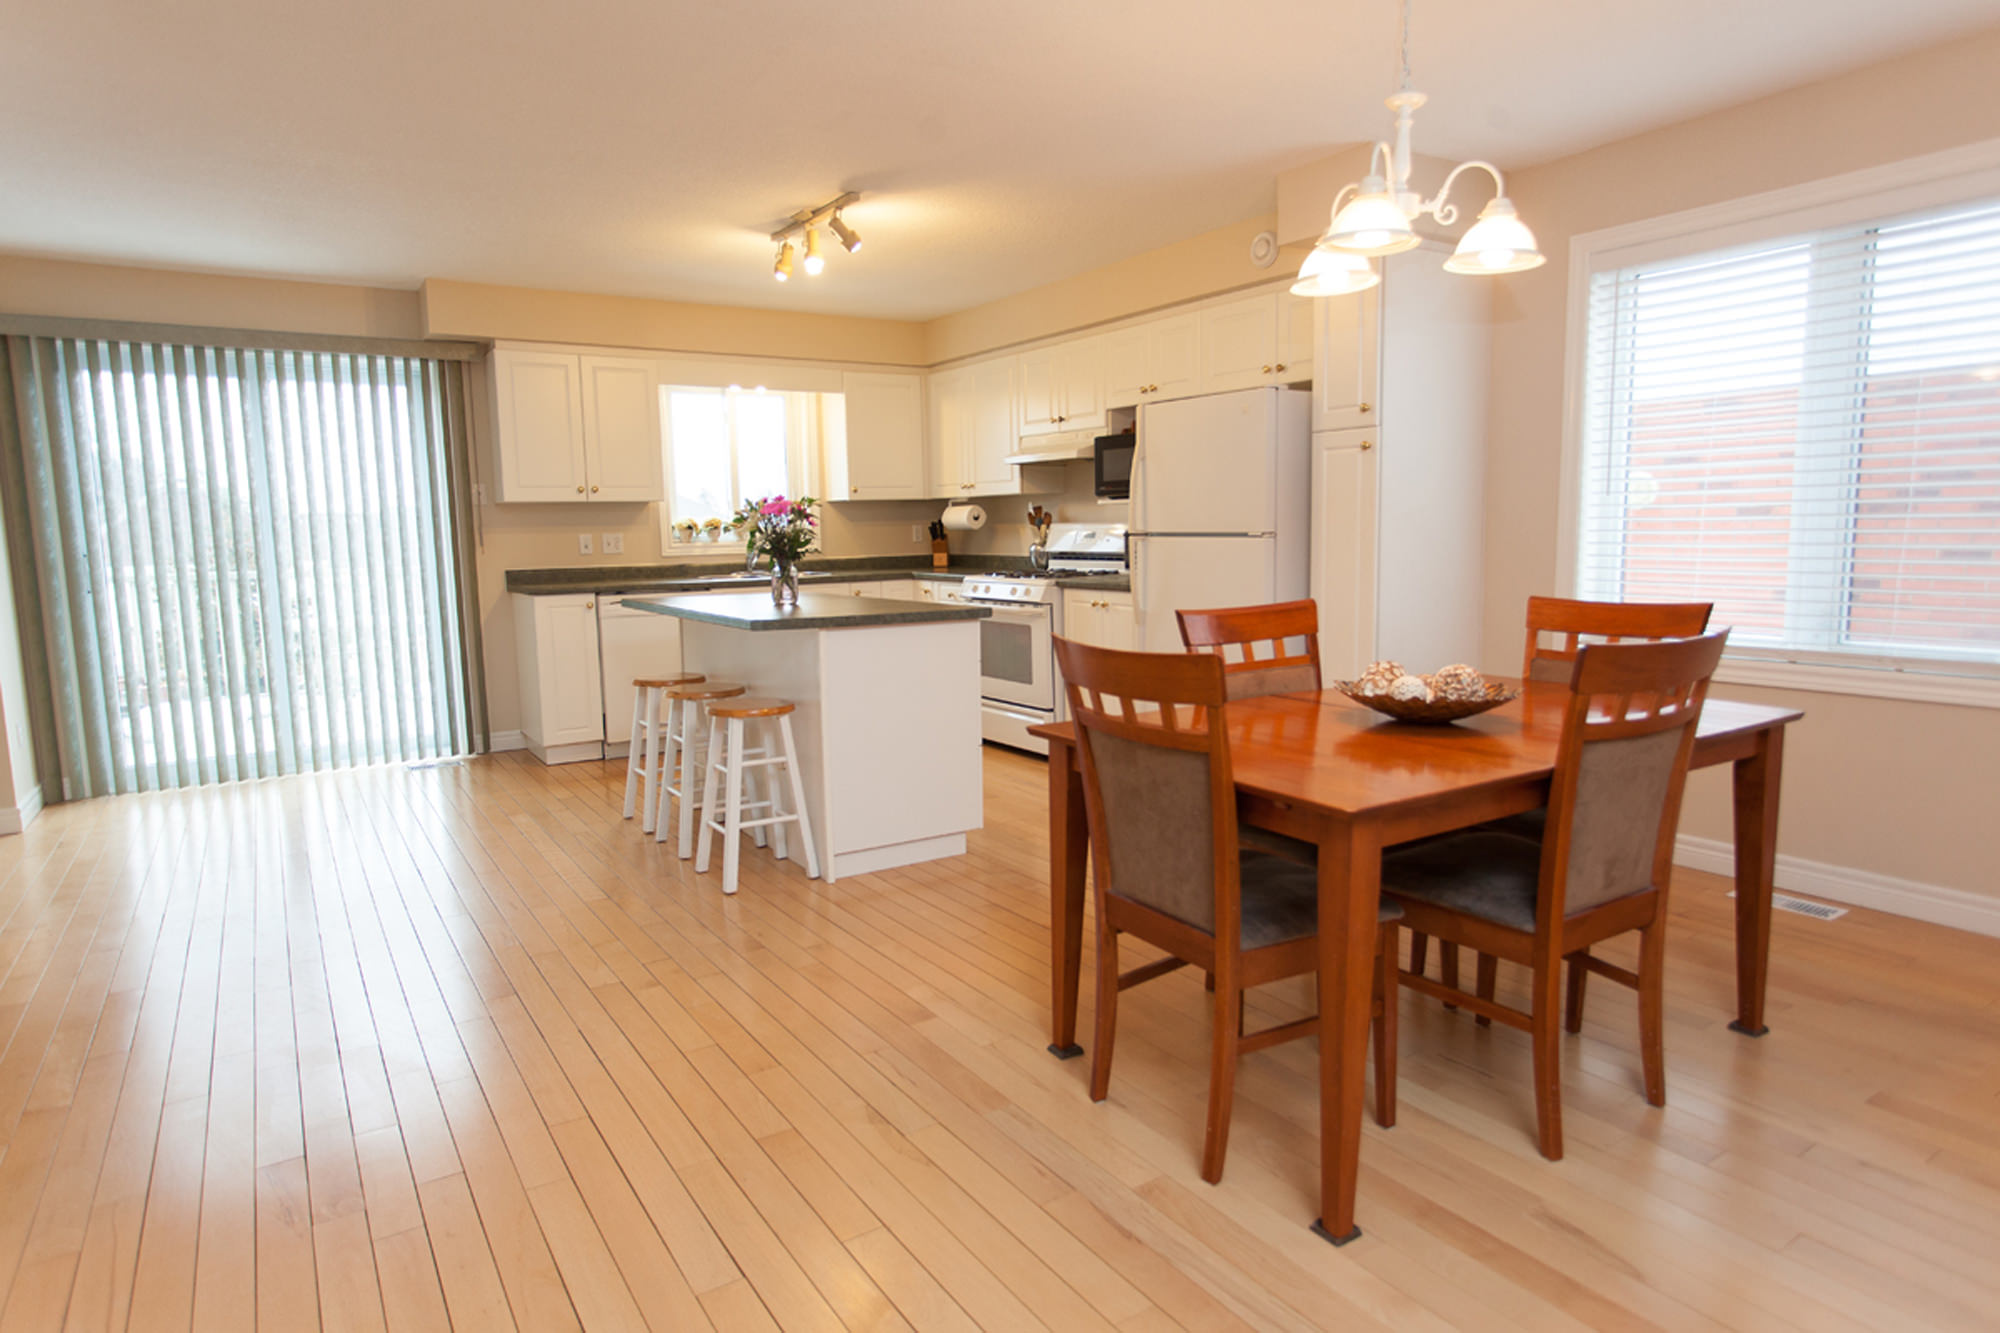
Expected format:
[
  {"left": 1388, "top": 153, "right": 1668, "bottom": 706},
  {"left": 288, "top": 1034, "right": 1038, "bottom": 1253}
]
[
  {"left": 1313, "top": 818, "right": 1381, "bottom": 1247},
  {"left": 1048, "top": 736, "right": 1088, "bottom": 1059},
  {"left": 1728, "top": 726, "right": 1784, "bottom": 1037}
]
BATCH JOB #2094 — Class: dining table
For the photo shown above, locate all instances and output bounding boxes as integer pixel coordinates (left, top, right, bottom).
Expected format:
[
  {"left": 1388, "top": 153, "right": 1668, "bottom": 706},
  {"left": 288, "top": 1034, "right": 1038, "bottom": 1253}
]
[{"left": 1028, "top": 678, "right": 1802, "bottom": 1246}]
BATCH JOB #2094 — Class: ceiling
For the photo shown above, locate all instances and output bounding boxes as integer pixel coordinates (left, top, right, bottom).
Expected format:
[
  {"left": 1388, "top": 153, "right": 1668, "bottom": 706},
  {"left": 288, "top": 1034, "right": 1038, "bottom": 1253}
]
[{"left": 2, "top": 1, "right": 1996, "bottom": 321}]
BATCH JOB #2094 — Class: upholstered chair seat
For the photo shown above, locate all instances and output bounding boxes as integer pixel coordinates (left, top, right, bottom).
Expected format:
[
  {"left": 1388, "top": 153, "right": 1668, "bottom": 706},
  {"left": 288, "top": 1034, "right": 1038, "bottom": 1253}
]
[{"left": 1236, "top": 851, "right": 1403, "bottom": 949}]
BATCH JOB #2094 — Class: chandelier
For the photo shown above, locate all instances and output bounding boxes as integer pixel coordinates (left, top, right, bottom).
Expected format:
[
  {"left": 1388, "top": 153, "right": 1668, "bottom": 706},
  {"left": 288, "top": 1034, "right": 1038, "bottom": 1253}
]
[{"left": 1293, "top": 0, "right": 1543, "bottom": 297}]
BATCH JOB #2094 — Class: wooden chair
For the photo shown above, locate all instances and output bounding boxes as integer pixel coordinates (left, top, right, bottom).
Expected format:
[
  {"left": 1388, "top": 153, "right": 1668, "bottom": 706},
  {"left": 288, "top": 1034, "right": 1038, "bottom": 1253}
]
[
  {"left": 1175, "top": 599, "right": 1323, "bottom": 700},
  {"left": 1382, "top": 630, "right": 1729, "bottom": 1160},
  {"left": 1413, "top": 595, "right": 1717, "bottom": 1000},
  {"left": 1052, "top": 634, "right": 1401, "bottom": 1184}
]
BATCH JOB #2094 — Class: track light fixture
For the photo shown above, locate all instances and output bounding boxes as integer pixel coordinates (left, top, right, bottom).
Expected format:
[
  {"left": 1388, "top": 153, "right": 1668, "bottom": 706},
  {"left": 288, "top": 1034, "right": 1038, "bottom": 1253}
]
[
  {"left": 830, "top": 212, "right": 861, "bottom": 253},
  {"left": 769, "top": 191, "right": 861, "bottom": 281}
]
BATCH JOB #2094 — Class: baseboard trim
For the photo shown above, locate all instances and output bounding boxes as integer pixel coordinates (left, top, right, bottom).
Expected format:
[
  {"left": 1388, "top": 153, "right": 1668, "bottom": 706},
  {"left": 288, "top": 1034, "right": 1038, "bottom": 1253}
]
[
  {"left": 0, "top": 784, "right": 44, "bottom": 836},
  {"left": 1675, "top": 833, "right": 2000, "bottom": 938},
  {"left": 486, "top": 730, "right": 527, "bottom": 753}
]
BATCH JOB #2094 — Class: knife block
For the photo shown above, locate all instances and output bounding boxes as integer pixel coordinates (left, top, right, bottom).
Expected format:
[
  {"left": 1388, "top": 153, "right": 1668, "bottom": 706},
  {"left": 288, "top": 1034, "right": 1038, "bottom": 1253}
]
[{"left": 931, "top": 537, "right": 949, "bottom": 569}]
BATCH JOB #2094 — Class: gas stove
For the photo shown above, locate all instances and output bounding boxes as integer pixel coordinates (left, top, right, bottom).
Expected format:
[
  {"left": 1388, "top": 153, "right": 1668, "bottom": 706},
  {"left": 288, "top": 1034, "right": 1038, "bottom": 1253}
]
[{"left": 961, "top": 523, "right": 1126, "bottom": 605}]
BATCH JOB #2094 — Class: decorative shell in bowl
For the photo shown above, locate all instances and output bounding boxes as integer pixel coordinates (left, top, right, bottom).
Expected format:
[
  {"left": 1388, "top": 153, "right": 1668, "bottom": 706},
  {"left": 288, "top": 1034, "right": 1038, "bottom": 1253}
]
[{"left": 1333, "top": 661, "right": 1519, "bottom": 724}]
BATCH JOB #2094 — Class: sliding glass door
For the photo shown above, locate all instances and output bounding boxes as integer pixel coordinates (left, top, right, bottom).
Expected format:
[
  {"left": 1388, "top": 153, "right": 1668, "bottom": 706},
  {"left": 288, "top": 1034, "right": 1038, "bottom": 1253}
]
[{"left": 3, "top": 335, "right": 482, "bottom": 797}]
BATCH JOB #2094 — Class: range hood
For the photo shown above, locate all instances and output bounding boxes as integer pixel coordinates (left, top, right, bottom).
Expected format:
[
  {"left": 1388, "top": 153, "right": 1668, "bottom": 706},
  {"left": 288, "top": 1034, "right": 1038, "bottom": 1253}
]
[{"left": 1001, "top": 428, "right": 1099, "bottom": 466}]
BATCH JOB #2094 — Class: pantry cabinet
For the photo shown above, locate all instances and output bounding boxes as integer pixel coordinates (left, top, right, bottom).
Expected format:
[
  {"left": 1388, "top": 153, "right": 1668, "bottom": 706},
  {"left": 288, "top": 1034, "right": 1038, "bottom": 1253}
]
[
  {"left": 828, "top": 371, "right": 927, "bottom": 500},
  {"left": 1312, "top": 281, "right": 1382, "bottom": 431},
  {"left": 489, "top": 348, "right": 663, "bottom": 502}
]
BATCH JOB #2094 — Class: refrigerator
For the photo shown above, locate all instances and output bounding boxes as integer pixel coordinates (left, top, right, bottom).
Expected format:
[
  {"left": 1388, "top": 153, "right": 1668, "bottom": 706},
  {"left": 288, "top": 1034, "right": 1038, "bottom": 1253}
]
[{"left": 1128, "top": 387, "right": 1313, "bottom": 653}]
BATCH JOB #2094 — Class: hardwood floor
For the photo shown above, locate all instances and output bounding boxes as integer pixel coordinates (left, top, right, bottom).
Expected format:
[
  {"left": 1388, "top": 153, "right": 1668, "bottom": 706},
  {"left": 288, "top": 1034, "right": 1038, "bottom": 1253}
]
[{"left": 0, "top": 746, "right": 1994, "bottom": 1331}]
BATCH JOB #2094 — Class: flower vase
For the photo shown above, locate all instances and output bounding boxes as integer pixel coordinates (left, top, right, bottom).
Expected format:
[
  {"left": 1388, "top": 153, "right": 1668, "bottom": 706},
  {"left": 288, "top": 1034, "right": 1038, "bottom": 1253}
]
[{"left": 770, "top": 561, "right": 801, "bottom": 607}]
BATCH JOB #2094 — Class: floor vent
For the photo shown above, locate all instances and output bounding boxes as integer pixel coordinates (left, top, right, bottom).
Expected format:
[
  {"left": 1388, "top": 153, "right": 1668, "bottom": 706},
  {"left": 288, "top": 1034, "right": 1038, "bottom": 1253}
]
[{"left": 1730, "top": 890, "right": 1848, "bottom": 921}]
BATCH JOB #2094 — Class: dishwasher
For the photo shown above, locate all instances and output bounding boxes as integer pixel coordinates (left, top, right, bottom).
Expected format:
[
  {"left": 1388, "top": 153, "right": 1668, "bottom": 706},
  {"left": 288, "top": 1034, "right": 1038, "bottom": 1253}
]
[{"left": 597, "top": 595, "right": 683, "bottom": 758}]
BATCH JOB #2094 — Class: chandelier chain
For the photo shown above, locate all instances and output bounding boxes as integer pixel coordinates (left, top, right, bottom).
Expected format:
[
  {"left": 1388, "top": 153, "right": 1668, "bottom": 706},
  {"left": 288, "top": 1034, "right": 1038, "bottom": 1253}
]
[{"left": 1398, "top": 0, "right": 1413, "bottom": 92}]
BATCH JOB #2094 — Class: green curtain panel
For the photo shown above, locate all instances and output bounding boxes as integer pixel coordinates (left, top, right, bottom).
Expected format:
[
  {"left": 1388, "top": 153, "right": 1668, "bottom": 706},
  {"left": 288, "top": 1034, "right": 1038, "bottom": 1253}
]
[{"left": 1, "top": 333, "right": 487, "bottom": 799}]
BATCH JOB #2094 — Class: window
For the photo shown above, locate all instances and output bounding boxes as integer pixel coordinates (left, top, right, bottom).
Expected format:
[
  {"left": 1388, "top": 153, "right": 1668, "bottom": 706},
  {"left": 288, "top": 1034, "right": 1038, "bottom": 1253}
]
[
  {"left": 1576, "top": 197, "right": 2000, "bottom": 680},
  {"left": 659, "top": 386, "right": 816, "bottom": 546}
]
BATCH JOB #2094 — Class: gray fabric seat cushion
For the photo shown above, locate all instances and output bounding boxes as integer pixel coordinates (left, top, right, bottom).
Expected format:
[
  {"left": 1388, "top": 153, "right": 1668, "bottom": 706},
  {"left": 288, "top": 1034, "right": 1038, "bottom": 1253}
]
[
  {"left": 1238, "top": 851, "right": 1402, "bottom": 950},
  {"left": 1380, "top": 831, "right": 1543, "bottom": 932},
  {"left": 1241, "top": 825, "right": 1320, "bottom": 865},
  {"left": 1475, "top": 807, "right": 1546, "bottom": 841}
]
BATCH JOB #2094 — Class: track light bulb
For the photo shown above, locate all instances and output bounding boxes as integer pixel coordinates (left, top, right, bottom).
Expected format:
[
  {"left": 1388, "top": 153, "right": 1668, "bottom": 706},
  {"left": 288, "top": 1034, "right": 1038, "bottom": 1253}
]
[
  {"left": 830, "top": 213, "right": 862, "bottom": 253},
  {"left": 773, "top": 241, "right": 794, "bottom": 282},
  {"left": 803, "top": 228, "right": 825, "bottom": 275}
]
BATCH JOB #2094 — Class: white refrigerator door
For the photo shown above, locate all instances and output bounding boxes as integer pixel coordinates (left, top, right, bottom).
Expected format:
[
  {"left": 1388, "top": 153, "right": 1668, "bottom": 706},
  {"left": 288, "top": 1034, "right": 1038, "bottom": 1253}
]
[
  {"left": 1130, "top": 534, "right": 1278, "bottom": 653},
  {"left": 1134, "top": 389, "right": 1275, "bottom": 535}
]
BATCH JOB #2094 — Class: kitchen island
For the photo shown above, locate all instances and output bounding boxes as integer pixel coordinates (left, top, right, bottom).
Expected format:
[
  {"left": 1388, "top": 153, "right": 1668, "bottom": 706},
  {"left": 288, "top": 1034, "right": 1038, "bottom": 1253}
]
[{"left": 623, "top": 592, "right": 989, "bottom": 881}]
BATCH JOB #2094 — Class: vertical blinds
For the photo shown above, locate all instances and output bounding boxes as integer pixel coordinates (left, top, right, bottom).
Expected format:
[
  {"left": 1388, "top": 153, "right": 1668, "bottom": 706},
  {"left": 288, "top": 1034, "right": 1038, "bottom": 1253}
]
[
  {"left": 1577, "top": 198, "right": 2000, "bottom": 668},
  {"left": 7, "top": 336, "right": 478, "bottom": 796}
]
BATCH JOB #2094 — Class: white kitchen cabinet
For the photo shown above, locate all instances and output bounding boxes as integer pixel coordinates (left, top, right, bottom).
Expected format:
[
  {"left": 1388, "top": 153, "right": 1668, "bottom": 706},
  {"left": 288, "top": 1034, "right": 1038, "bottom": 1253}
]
[
  {"left": 913, "top": 578, "right": 969, "bottom": 605},
  {"left": 488, "top": 348, "right": 663, "bottom": 502},
  {"left": 512, "top": 592, "right": 606, "bottom": 763},
  {"left": 1199, "top": 292, "right": 1308, "bottom": 395},
  {"left": 599, "top": 596, "right": 682, "bottom": 759},
  {"left": 1312, "top": 281, "right": 1382, "bottom": 431},
  {"left": 1062, "top": 588, "right": 1136, "bottom": 651},
  {"left": 829, "top": 371, "right": 927, "bottom": 500},
  {"left": 1308, "top": 247, "right": 1489, "bottom": 679},
  {"left": 928, "top": 357, "right": 1024, "bottom": 498},
  {"left": 1018, "top": 337, "right": 1105, "bottom": 436},
  {"left": 1103, "top": 313, "right": 1202, "bottom": 408}
]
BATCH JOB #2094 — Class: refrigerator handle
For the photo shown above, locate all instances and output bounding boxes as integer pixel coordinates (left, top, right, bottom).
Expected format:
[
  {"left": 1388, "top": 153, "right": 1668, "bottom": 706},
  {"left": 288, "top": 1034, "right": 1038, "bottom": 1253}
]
[
  {"left": 1129, "top": 536, "right": 1145, "bottom": 646},
  {"left": 1129, "top": 431, "right": 1146, "bottom": 534}
]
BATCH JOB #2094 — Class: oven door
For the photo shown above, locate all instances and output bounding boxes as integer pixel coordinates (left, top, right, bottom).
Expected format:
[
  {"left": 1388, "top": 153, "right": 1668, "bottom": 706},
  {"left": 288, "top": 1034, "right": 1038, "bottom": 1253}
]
[{"left": 971, "top": 601, "right": 1055, "bottom": 713}]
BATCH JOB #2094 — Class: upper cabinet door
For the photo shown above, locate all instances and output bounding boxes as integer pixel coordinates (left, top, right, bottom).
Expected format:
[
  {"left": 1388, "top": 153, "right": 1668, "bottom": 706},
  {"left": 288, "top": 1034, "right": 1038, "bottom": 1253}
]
[
  {"left": 579, "top": 355, "right": 663, "bottom": 501},
  {"left": 926, "top": 365, "right": 967, "bottom": 498},
  {"left": 491, "top": 349, "right": 588, "bottom": 501},
  {"left": 1199, "top": 294, "right": 1281, "bottom": 394},
  {"left": 1312, "top": 283, "right": 1381, "bottom": 432},
  {"left": 1100, "top": 326, "right": 1150, "bottom": 410},
  {"left": 1054, "top": 335, "right": 1105, "bottom": 431},
  {"left": 1149, "top": 312, "right": 1202, "bottom": 400},
  {"left": 836, "top": 371, "right": 927, "bottom": 500},
  {"left": 1280, "top": 293, "right": 1315, "bottom": 380},
  {"left": 1017, "top": 347, "right": 1059, "bottom": 436},
  {"left": 966, "top": 356, "right": 1022, "bottom": 493}
]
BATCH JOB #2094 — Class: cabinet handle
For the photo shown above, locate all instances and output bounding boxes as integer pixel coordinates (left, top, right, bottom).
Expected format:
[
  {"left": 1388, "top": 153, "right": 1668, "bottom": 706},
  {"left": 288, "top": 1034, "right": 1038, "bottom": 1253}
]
[
  {"left": 590, "top": 485, "right": 599, "bottom": 493},
  {"left": 1261, "top": 365, "right": 1273, "bottom": 374},
  {"left": 1360, "top": 439, "right": 1375, "bottom": 451},
  {"left": 576, "top": 485, "right": 585, "bottom": 493},
  {"left": 1274, "top": 363, "right": 1286, "bottom": 373},
  {"left": 1360, "top": 402, "right": 1373, "bottom": 413},
  {"left": 584, "top": 601, "right": 594, "bottom": 609}
]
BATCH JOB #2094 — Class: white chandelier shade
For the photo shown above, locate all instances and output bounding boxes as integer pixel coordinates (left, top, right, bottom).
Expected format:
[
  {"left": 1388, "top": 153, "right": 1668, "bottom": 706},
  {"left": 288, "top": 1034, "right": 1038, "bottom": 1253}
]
[{"left": 1290, "top": 246, "right": 1381, "bottom": 297}]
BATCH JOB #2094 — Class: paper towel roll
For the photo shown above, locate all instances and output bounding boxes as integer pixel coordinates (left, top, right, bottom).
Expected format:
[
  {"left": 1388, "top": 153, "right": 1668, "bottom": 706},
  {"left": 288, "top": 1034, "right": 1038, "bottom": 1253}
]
[{"left": 940, "top": 502, "right": 987, "bottom": 532}]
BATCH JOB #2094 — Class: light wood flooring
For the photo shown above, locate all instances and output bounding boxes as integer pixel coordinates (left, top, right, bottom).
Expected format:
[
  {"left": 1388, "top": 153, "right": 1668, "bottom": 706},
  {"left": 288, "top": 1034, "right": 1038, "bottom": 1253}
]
[{"left": 0, "top": 745, "right": 1995, "bottom": 1331}]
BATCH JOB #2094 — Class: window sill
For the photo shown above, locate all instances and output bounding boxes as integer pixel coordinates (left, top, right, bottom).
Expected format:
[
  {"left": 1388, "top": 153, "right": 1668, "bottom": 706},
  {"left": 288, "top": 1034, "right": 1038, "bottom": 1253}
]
[{"left": 1714, "top": 654, "right": 2000, "bottom": 710}]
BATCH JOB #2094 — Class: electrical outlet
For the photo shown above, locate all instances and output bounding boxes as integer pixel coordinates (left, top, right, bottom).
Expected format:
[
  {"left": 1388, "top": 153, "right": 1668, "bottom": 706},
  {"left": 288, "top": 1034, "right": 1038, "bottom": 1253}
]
[
  {"left": 912, "top": 524, "right": 924, "bottom": 542},
  {"left": 603, "top": 533, "right": 624, "bottom": 554},
  {"left": 577, "top": 533, "right": 594, "bottom": 555}
]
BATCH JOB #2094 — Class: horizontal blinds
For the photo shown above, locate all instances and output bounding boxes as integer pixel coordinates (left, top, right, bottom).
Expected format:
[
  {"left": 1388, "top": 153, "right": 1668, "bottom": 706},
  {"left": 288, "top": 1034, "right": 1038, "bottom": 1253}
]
[
  {"left": 11, "top": 336, "right": 473, "bottom": 796},
  {"left": 1578, "top": 199, "right": 2000, "bottom": 666}
]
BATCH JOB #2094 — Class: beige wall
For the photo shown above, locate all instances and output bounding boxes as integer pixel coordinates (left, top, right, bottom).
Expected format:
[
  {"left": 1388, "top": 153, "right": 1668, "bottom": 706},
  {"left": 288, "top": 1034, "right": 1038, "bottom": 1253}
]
[
  {"left": 1483, "top": 25, "right": 2000, "bottom": 898},
  {"left": 0, "top": 254, "right": 422, "bottom": 339}
]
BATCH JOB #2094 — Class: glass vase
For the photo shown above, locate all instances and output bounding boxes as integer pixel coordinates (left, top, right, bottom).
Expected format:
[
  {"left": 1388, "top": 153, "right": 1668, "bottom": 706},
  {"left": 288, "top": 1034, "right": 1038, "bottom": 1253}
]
[{"left": 770, "top": 561, "right": 801, "bottom": 607}]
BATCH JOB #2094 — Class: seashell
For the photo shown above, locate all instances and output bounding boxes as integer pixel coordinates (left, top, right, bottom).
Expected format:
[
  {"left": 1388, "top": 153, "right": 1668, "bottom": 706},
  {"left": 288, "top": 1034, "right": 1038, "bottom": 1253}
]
[
  {"left": 1389, "top": 674, "right": 1434, "bottom": 703},
  {"left": 1427, "top": 663, "right": 1486, "bottom": 701},
  {"left": 1355, "top": 660, "right": 1404, "bottom": 695}
]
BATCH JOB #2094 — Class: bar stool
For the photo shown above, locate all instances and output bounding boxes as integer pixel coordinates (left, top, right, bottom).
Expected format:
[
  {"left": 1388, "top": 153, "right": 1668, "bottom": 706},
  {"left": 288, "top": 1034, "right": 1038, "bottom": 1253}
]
[
  {"left": 695, "top": 698, "right": 819, "bottom": 895},
  {"left": 654, "top": 679, "right": 748, "bottom": 857},
  {"left": 623, "top": 674, "right": 704, "bottom": 833}
]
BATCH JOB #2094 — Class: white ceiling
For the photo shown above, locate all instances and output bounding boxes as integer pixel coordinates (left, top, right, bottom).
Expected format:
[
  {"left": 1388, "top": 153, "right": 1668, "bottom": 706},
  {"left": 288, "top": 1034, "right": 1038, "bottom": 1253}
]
[{"left": 2, "top": 1, "right": 1995, "bottom": 321}]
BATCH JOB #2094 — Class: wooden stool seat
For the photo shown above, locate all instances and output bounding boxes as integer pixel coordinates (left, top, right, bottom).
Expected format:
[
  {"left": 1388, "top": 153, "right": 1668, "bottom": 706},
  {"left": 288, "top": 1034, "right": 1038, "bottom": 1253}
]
[
  {"left": 707, "top": 697, "right": 795, "bottom": 720},
  {"left": 633, "top": 672, "right": 704, "bottom": 689},
  {"left": 668, "top": 680, "right": 747, "bottom": 701}
]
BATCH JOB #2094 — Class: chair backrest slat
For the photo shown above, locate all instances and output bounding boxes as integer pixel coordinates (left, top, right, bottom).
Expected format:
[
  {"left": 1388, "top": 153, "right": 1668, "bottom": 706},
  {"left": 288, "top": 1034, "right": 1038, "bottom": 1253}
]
[
  {"left": 1540, "top": 630, "right": 1729, "bottom": 925},
  {"left": 1177, "top": 599, "right": 1323, "bottom": 701},
  {"left": 1523, "top": 596, "right": 1713, "bottom": 683},
  {"left": 1054, "top": 636, "right": 1240, "bottom": 945}
]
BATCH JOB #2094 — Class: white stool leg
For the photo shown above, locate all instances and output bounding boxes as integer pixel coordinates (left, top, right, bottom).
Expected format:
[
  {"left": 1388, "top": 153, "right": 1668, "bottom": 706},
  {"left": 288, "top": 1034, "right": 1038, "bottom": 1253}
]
[
  {"left": 695, "top": 714, "right": 724, "bottom": 873},
  {"left": 677, "top": 702, "right": 708, "bottom": 858},
  {"left": 621, "top": 689, "right": 646, "bottom": 819},
  {"left": 638, "top": 686, "right": 663, "bottom": 833},
  {"left": 720, "top": 717, "right": 745, "bottom": 895},
  {"left": 651, "top": 694, "right": 679, "bottom": 840},
  {"left": 778, "top": 714, "right": 819, "bottom": 880},
  {"left": 765, "top": 720, "right": 790, "bottom": 864},
  {"left": 747, "top": 731, "right": 770, "bottom": 851}
]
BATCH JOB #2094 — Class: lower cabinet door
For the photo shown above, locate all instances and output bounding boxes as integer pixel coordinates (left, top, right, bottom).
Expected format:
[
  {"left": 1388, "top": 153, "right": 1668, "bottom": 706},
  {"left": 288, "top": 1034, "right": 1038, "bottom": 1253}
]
[{"left": 537, "top": 595, "right": 606, "bottom": 746}]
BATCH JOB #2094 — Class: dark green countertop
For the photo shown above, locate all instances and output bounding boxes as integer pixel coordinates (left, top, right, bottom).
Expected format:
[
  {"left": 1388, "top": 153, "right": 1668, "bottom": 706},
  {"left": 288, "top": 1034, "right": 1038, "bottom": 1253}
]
[
  {"left": 621, "top": 592, "right": 992, "bottom": 632},
  {"left": 507, "top": 558, "right": 1126, "bottom": 595}
]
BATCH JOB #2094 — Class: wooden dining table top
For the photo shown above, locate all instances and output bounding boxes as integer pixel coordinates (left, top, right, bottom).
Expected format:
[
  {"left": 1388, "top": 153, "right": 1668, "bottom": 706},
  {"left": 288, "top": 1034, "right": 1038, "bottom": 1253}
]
[{"left": 1033, "top": 679, "right": 1805, "bottom": 816}]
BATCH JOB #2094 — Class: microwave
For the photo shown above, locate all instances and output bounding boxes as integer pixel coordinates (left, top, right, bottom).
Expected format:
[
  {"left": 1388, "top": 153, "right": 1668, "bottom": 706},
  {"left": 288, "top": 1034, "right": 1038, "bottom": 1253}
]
[{"left": 1094, "top": 434, "right": 1134, "bottom": 500}]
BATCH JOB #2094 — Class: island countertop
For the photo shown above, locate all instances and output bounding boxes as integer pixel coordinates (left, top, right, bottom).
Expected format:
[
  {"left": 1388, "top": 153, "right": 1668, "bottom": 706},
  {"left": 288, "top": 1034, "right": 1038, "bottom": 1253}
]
[{"left": 622, "top": 591, "right": 991, "bottom": 631}]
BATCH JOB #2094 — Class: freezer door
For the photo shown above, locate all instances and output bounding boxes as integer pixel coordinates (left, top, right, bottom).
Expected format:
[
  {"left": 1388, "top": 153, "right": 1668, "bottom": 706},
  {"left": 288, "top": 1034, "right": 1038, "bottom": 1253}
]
[
  {"left": 1130, "top": 534, "right": 1278, "bottom": 654},
  {"left": 1134, "top": 389, "right": 1276, "bottom": 535}
]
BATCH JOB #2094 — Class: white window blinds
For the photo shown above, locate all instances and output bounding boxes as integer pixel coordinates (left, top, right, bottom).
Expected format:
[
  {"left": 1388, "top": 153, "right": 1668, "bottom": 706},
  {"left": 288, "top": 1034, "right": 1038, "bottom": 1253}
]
[{"left": 1577, "top": 198, "right": 2000, "bottom": 671}]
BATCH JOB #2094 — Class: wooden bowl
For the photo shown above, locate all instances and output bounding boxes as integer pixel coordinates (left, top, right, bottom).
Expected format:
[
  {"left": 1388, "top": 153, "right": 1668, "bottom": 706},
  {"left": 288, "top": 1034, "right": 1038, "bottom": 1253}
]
[{"left": 1330, "top": 678, "right": 1519, "bottom": 724}]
